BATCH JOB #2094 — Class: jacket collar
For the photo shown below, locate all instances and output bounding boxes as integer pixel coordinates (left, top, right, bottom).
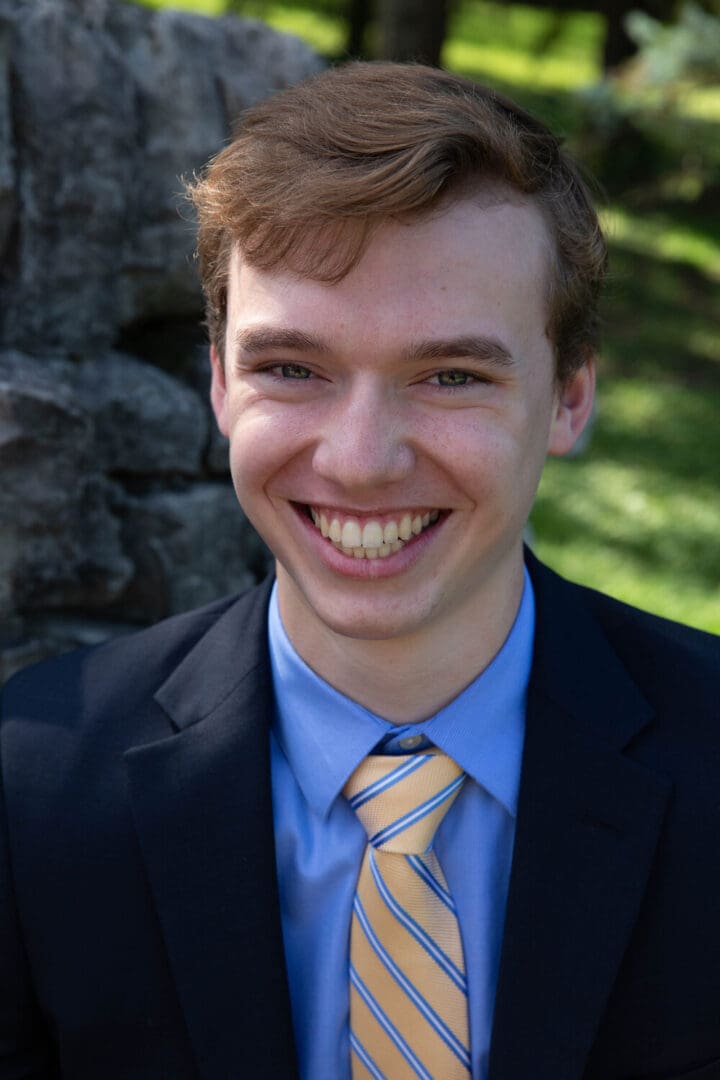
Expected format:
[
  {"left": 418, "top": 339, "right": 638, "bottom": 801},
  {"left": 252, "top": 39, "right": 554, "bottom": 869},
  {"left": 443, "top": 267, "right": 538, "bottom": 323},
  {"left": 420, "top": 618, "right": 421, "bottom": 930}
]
[
  {"left": 125, "top": 578, "right": 298, "bottom": 1079},
  {"left": 126, "top": 559, "right": 670, "bottom": 1080},
  {"left": 153, "top": 575, "right": 274, "bottom": 733},
  {"left": 525, "top": 548, "right": 654, "bottom": 747}
]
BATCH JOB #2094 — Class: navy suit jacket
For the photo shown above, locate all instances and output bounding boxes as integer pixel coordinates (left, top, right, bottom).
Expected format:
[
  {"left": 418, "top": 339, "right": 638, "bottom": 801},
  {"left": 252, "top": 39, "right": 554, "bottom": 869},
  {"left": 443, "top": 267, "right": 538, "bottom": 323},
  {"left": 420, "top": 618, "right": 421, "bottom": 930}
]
[{"left": 2, "top": 553, "right": 720, "bottom": 1079}]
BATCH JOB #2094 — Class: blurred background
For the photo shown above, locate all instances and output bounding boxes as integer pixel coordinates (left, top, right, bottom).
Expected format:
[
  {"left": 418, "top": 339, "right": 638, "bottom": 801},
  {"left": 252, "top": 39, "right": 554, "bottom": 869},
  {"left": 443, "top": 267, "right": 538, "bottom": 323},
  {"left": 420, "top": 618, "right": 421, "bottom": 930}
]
[{"left": 0, "top": 0, "right": 717, "bottom": 681}]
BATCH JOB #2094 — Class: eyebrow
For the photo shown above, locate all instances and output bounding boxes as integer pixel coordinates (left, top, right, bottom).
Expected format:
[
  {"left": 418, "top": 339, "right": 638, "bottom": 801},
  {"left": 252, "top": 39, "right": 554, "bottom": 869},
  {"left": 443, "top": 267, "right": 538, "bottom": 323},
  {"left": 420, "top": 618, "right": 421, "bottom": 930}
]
[
  {"left": 404, "top": 336, "right": 515, "bottom": 367},
  {"left": 233, "top": 326, "right": 331, "bottom": 359},
  {"left": 233, "top": 326, "right": 514, "bottom": 368}
]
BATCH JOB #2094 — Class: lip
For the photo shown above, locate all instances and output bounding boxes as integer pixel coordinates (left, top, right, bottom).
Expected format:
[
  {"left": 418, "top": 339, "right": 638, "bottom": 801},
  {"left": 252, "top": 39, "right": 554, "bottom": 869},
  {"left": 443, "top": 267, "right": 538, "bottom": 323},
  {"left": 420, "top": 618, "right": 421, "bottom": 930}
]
[{"left": 289, "top": 501, "right": 448, "bottom": 579}]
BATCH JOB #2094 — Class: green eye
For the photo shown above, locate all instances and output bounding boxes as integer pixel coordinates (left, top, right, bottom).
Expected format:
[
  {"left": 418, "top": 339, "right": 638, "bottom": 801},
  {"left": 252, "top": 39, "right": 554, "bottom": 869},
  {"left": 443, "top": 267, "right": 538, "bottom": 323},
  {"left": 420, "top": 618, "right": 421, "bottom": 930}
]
[
  {"left": 437, "top": 370, "right": 471, "bottom": 387},
  {"left": 281, "top": 363, "right": 312, "bottom": 379}
]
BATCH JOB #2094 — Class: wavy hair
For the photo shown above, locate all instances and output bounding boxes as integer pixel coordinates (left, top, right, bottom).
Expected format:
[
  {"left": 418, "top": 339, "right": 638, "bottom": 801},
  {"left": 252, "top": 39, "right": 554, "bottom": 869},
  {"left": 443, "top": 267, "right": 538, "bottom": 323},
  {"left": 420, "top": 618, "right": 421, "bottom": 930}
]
[{"left": 188, "top": 62, "right": 607, "bottom": 382}]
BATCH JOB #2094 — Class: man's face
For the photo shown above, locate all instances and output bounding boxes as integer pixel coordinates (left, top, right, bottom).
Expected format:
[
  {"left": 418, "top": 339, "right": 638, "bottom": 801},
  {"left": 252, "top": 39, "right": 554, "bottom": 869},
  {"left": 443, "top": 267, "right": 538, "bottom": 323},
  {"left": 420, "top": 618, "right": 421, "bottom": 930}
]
[{"left": 211, "top": 195, "right": 593, "bottom": 650}]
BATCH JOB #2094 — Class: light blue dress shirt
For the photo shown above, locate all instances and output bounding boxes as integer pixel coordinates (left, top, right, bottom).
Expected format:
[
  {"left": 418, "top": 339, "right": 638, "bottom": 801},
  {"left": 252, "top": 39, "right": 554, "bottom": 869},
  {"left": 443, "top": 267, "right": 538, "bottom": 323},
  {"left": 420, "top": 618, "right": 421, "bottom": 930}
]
[{"left": 268, "top": 569, "right": 534, "bottom": 1080}]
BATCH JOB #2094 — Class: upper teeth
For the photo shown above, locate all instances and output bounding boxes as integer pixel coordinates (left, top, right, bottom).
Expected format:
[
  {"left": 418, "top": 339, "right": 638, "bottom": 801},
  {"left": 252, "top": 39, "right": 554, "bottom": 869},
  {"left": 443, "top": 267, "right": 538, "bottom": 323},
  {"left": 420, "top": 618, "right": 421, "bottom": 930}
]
[{"left": 310, "top": 508, "right": 439, "bottom": 554}]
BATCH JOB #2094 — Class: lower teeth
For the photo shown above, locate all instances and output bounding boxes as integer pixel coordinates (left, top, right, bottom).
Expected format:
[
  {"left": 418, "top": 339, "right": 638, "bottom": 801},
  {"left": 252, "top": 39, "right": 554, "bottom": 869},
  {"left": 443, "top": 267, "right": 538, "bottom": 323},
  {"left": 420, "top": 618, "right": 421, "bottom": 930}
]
[{"left": 335, "top": 539, "right": 405, "bottom": 559}]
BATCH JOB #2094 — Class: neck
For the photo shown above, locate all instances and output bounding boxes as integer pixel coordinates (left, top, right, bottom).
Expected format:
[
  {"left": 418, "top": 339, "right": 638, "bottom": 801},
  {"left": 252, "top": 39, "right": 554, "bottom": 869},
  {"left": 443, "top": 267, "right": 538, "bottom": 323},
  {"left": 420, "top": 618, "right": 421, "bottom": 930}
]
[{"left": 276, "top": 558, "right": 525, "bottom": 724}]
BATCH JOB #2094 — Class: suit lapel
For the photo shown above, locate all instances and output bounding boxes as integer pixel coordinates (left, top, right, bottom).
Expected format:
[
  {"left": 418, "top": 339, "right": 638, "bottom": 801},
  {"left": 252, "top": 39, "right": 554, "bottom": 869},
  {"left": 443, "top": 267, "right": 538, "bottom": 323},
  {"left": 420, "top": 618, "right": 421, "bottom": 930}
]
[
  {"left": 124, "top": 580, "right": 298, "bottom": 1079},
  {"left": 122, "top": 558, "right": 672, "bottom": 1079},
  {"left": 488, "top": 558, "right": 671, "bottom": 1080}
]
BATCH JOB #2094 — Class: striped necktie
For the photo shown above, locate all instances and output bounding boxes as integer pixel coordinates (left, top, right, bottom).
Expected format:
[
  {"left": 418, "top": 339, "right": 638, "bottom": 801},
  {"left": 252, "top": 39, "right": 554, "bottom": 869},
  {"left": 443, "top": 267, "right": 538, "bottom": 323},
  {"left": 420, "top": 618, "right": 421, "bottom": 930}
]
[{"left": 343, "top": 752, "right": 471, "bottom": 1079}]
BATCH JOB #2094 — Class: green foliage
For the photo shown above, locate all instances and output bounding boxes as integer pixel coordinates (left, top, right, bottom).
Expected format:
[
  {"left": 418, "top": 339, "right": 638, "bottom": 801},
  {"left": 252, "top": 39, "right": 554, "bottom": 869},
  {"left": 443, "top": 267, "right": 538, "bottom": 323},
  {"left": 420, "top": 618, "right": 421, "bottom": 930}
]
[
  {"left": 625, "top": 2, "right": 720, "bottom": 85},
  {"left": 242, "top": 3, "right": 347, "bottom": 54},
  {"left": 131, "top": 0, "right": 225, "bottom": 11},
  {"left": 445, "top": 0, "right": 604, "bottom": 93},
  {"left": 569, "top": 3, "right": 720, "bottom": 205}
]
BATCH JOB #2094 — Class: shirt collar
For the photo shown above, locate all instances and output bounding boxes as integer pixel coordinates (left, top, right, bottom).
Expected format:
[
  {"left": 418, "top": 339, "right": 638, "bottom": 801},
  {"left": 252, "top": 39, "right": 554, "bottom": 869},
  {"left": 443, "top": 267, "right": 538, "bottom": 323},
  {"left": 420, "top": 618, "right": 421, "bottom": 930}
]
[{"left": 268, "top": 569, "right": 534, "bottom": 820}]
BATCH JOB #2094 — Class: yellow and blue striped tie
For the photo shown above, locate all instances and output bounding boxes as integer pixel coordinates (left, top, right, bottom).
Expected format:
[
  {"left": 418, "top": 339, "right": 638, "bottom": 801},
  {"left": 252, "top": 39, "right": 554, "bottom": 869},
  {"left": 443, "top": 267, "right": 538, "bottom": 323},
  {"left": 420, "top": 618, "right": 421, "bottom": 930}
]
[{"left": 343, "top": 752, "right": 471, "bottom": 1079}]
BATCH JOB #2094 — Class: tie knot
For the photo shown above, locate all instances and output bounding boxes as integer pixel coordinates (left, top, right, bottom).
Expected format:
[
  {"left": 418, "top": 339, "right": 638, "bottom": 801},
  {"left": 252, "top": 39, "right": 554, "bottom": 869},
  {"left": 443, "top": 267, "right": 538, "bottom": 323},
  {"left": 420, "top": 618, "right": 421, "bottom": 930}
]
[{"left": 343, "top": 752, "right": 465, "bottom": 854}]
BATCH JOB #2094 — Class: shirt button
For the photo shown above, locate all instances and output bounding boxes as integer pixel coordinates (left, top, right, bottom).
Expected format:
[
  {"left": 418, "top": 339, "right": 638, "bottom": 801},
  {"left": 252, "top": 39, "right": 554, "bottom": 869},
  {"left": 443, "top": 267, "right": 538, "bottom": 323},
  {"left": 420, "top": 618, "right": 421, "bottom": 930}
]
[{"left": 399, "top": 734, "right": 423, "bottom": 750}]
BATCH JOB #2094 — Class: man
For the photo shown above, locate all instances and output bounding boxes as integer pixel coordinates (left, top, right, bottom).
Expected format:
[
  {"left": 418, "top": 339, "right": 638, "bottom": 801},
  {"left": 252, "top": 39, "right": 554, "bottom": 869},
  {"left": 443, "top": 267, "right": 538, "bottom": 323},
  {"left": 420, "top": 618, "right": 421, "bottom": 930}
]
[{"left": 1, "top": 62, "right": 719, "bottom": 1080}]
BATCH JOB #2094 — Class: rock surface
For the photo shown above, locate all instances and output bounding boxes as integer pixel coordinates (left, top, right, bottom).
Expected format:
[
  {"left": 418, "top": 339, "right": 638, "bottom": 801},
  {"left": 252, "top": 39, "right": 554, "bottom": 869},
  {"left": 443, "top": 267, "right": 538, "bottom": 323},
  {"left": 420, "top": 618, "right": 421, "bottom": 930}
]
[
  {"left": 73, "top": 352, "right": 208, "bottom": 476},
  {"left": 0, "top": 0, "right": 321, "bottom": 683}
]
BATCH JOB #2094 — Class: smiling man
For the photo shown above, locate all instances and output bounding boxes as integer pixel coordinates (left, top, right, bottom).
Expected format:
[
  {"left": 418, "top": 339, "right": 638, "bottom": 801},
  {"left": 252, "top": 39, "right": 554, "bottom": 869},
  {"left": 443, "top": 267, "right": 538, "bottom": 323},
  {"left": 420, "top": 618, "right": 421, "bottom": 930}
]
[
  {"left": 211, "top": 195, "right": 589, "bottom": 723},
  {"left": 2, "top": 63, "right": 720, "bottom": 1080}
]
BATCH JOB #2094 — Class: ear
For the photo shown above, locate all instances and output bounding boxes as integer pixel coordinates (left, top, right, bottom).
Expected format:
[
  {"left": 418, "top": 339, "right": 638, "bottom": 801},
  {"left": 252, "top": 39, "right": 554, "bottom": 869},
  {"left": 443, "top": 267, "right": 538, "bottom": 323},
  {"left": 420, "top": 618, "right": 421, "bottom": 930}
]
[
  {"left": 209, "top": 343, "right": 229, "bottom": 437},
  {"left": 547, "top": 357, "right": 596, "bottom": 457}
]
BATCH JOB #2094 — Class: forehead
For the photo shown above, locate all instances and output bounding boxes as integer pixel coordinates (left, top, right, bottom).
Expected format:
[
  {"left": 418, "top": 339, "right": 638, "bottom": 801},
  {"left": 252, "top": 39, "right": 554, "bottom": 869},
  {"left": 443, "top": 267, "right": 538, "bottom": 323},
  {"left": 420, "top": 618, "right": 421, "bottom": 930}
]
[{"left": 226, "top": 195, "right": 553, "bottom": 354}]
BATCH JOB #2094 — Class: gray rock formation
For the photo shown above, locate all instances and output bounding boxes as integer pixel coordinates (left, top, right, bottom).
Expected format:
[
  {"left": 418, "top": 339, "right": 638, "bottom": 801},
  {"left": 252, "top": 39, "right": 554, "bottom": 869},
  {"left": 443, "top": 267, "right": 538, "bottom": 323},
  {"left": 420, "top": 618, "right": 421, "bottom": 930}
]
[
  {"left": 73, "top": 352, "right": 209, "bottom": 476},
  {"left": 0, "top": 351, "right": 133, "bottom": 616},
  {"left": 0, "top": 0, "right": 321, "bottom": 683}
]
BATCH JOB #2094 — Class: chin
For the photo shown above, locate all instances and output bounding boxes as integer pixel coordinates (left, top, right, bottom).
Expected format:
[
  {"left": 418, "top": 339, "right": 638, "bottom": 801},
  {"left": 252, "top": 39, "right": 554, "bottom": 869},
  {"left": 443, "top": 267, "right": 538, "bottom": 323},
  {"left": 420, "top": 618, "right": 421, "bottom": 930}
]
[{"left": 304, "top": 589, "right": 438, "bottom": 644}]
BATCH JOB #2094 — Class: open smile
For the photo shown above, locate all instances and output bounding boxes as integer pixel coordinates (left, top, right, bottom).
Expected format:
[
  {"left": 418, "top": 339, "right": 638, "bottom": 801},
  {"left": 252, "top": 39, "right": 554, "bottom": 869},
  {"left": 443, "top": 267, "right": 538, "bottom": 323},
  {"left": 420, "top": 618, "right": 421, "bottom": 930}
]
[{"left": 304, "top": 505, "right": 442, "bottom": 559}]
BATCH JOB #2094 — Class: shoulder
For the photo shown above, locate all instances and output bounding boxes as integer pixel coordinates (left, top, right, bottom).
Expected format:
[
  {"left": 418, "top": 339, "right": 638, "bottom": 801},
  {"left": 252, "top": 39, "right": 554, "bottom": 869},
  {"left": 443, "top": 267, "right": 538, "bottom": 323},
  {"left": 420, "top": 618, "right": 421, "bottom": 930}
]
[
  {"left": 559, "top": 572, "right": 718, "bottom": 722},
  {"left": 528, "top": 552, "right": 719, "bottom": 721},
  {"left": 1, "top": 579, "right": 274, "bottom": 847},
  {"left": 0, "top": 579, "right": 273, "bottom": 750},
  {"left": 579, "top": 581, "right": 717, "bottom": 687}
]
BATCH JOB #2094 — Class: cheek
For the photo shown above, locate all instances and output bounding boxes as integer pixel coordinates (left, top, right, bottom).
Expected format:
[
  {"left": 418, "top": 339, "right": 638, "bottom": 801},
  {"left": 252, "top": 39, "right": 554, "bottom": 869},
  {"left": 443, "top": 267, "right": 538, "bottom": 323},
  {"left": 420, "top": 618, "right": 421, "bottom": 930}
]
[
  {"left": 433, "top": 413, "right": 513, "bottom": 474},
  {"left": 228, "top": 439, "right": 281, "bottom": 495},
  {"left": 442, "top": 410, "right": 548, "bottom": 504},
  {"left": 226, "top": 408, "right": 308, "bottom": 497}
]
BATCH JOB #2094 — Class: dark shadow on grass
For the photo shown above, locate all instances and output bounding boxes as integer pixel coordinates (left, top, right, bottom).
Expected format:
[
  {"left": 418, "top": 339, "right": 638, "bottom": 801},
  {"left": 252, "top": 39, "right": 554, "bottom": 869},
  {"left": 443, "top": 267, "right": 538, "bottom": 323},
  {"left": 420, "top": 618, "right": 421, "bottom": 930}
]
[
  {"left": 602, "top": 244, "right": 720, "bottom": 390},
  {"left": 589, "top": 398, "right": 720, "bottom": 492}
]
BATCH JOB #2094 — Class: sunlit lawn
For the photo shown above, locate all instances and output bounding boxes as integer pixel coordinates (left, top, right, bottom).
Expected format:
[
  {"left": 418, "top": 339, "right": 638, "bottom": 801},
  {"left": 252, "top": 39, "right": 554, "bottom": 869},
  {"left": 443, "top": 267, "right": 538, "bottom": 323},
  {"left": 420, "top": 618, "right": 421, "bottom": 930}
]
[
  {"left": 533, "top": 379, "right": 720, "bottom": 633},
  {"left": 533, "top": 201, "right": 720, "bottom": 632},
  {"left": 534, "top": 199, "right": 720, "bottom": 632},
  {"left": 130, "top": 0, "right": 720, "bottom": 633}
]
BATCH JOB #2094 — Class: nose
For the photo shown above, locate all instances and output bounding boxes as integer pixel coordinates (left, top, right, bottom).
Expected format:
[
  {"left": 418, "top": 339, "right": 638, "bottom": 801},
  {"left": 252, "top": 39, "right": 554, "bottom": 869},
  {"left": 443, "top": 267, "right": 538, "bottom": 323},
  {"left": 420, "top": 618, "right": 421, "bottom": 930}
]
[{"left": 312, "top": 381, "right": 414, "bottom": 492}]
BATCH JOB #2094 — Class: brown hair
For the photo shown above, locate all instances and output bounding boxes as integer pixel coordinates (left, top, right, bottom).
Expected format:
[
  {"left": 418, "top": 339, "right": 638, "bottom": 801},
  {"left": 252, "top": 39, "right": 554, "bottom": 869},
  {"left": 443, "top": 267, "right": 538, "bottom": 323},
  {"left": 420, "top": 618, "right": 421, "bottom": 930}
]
[{"left": 188, "top": 62, "right": 607, "bottom": 382}]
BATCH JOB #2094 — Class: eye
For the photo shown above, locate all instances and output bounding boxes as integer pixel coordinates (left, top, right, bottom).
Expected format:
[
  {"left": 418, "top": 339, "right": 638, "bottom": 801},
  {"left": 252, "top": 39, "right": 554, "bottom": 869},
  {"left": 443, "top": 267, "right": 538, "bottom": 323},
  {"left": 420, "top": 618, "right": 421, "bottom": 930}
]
[
  {"left": 432, "top": 369, "right": 477, "bottom": 388},
  {"left": 278, "top": 363, "right": 312, "bottom": 380}
]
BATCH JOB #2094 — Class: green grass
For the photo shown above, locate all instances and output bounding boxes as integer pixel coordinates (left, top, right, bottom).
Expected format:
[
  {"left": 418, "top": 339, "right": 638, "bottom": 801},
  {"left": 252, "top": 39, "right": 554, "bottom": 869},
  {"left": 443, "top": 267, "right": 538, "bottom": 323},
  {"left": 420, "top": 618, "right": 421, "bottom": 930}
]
[
  {"left": 532, "top": 379, "right": 720, "bottom": 633},
  {"left": 545, "top": 190, "right": 720, "bottom": 634},
  {"left": 128, "top": 0, "right": 720, "bottom": 634}
]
